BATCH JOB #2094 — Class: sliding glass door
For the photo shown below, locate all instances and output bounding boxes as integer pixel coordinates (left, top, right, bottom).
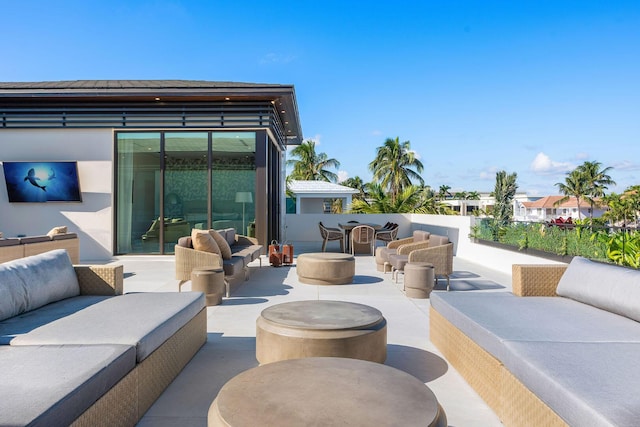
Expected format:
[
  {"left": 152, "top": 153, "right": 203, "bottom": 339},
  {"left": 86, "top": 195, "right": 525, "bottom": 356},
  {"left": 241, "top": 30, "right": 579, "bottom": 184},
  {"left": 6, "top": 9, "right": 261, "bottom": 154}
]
[{"left": 115, "top": 131, "right": 258, "bottom": 255}]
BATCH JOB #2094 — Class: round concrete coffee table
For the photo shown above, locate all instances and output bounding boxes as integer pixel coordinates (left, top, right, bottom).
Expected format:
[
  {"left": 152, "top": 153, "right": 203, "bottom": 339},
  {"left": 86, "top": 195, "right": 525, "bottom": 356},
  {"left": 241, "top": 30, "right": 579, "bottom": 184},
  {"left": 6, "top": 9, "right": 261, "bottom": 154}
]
[
  {"left": 296, "top": 252, "right": 355, "bottom": 285},
  {"left": 256, "top": 300, "right": 387, "bottom": 364},
  {"left": 208, "top": 357, "right": 447, "bottom": 427}
]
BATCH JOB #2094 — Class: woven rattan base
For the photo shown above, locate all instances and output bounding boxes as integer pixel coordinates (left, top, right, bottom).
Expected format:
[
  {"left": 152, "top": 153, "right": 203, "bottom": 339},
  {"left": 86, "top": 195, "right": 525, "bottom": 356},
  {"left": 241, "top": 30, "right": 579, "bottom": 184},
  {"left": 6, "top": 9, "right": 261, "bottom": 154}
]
[
  {"left": 430, "top": 306, "right": 568, "bottom": 426},
  {"left": 71, "top": 368, "right": 139, "bottom": 427},
  {"left": 501, "top": 368, "right": 567, "bottom": 426},
  {"left": 430, "top": 307, "right": 501, "bottom": 413},
  {"left": 138, "top": 307, "right": 207, "bottom": 417},
  {"left": 72, "top": 307, "right": 207, "bottom": 426}
]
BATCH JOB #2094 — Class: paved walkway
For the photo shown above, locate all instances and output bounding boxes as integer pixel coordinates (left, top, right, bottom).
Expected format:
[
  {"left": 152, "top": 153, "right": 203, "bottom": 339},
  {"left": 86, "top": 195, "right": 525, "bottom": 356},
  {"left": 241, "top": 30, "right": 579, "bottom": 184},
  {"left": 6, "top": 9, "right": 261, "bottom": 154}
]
[{"left": 119, "top": 244, "right": 508, "bottom": 426}]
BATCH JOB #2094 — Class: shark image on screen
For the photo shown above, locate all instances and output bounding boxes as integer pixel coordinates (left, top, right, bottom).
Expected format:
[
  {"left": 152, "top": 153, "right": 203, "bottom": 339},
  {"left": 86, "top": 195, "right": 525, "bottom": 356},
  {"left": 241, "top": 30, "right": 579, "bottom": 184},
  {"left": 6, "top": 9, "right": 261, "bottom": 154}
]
[{"left": 2, "top": 161, "right": 82, "bottom": 202}]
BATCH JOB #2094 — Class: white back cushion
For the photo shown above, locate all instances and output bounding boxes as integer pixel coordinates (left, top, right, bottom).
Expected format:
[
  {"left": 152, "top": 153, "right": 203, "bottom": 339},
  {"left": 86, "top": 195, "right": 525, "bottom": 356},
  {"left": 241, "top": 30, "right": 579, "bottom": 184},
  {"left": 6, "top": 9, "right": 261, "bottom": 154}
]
[{"left": 557, "top": 256, "right": 640, "bottom": 322}]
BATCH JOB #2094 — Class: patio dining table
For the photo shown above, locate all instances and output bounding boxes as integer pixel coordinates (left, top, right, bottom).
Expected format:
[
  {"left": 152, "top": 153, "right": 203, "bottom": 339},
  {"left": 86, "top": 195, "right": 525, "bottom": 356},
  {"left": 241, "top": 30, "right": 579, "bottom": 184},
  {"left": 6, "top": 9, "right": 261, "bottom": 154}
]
[{"left": 339, "top": 222, "right": 381, "bottom": 253}]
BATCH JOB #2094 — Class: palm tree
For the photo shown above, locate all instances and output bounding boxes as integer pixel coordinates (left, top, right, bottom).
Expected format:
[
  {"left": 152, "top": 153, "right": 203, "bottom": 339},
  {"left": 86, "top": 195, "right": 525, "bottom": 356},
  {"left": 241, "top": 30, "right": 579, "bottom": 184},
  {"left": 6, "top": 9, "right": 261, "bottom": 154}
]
[
  {"left": 438, "top": 185, "right": 452, "bottom": 200},
  {"left": 350, "top": 184, "right": 421, "bottom": 214},
  {"left": 555, "top": 169, "right": 588, "bottom": 220},
  {"left": 466, "top": 191, "right": 481, "bottom": 200},
  {"left": 576, "top": 161, "right": 615, "bottom": 220},
  {"left": 602, "top": 193, "right": 635, "bottom": 226},
  {"left": 416, "top": 186, "right": 457, "bottom": 214},
  {"left": 341, "top": 176, "right": 367, "bottom": 200},
  {"left": 493, "top": 171, "right": 518, "bottom": 227},
  {"left": 287, "top": 139, "right": 340, "bottom": 182},
  {"left": 369, "top": 137, "right": 424, "bottom": 203}
]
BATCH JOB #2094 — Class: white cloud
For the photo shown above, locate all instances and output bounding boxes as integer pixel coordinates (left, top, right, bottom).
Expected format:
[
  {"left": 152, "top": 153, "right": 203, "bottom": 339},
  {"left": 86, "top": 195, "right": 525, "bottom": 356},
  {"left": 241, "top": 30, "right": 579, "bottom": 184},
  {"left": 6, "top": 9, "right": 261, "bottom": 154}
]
[
  {"left": 303, "top": 134, "right": 322, "bottom": 145},
  {"left": 576, "top": 152, "right": 589, "bottom": 160},
  {"left": 530, "top": 152, "right": 573, "bottom": 175},
  {"left": 479, "top": 166, "right": 498, "bottom": 180},
  {"left": 613, "top": 160, "right": 640, "bottom": 171},
  {"left": 409, "top": 149, "right": 421, "bottom": 160},
  {"left": 337, "top": 170, "right": 349, "bottom": 183}
]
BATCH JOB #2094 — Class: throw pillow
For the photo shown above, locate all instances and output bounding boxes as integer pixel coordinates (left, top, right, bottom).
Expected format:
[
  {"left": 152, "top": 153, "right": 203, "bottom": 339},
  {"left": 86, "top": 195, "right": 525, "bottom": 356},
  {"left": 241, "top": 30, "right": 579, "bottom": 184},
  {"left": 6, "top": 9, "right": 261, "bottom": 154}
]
[
  {"left": 46, "top": 226, "right": 68, "bottom": 238},
  {"left": 191, "top": 229, "right": 221, "bottom": 256},
  {"left": 209, "top": 229, "right": 232, "bottom": 260}
]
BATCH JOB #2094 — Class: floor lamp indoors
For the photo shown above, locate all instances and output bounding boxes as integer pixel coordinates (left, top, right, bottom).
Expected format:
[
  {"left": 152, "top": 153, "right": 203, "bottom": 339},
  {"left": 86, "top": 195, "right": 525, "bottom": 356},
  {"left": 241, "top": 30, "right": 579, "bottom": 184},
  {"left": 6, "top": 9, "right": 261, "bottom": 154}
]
[{"left": 235, "top": 192, "right": 253, "bottom": 234}]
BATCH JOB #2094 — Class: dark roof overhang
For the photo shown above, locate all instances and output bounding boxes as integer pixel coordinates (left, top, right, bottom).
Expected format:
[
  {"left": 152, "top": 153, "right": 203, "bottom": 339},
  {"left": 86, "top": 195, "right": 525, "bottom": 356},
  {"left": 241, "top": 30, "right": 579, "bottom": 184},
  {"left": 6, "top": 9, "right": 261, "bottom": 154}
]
[{"left": 0, "top": 80, "right": 303, "bottom": 144}]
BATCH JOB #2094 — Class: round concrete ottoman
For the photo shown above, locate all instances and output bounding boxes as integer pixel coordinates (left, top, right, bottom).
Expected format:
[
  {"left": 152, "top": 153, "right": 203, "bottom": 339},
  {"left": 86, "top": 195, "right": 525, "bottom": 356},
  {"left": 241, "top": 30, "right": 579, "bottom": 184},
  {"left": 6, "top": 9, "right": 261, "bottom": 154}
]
[
  {"left": 208, "top": 357, "right": 447, "bottom": 427},
  {"left": 296, "top": 252, "right": 355, "bottom": 285},
  {"left": 191, "top": 267, "right": 226, "bottom": 306},
  {"left": 256, "top": 300, "right": 387, "bottom": 364},
  {"left": 404, "top": 262, "right": 435, "bottom": 298}
]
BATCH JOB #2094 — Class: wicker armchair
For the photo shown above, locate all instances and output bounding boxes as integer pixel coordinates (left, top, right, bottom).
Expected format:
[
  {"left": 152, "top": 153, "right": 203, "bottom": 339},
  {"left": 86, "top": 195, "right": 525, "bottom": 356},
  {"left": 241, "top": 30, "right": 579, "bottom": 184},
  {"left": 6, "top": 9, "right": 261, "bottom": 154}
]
[
  {"left": 175, "top": 244, "right": 223, "bottom": 290},
  {"left": 387, "top": 230, "right": 431, "bottom": 254},
  {"left": 407, "top": 243, "right": 454, "bottom": 289}
]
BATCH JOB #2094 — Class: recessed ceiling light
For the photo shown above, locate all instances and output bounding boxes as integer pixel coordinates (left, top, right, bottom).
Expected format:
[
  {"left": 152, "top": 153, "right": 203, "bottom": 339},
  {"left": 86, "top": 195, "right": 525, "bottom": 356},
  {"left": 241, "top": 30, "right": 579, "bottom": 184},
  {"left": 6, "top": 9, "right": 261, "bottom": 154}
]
[
  {"left": 225, "top": 97, "right": 230, "bottom": 101},
  {"left": 155, "top": 97, "right": 160, "bottom": 101}
]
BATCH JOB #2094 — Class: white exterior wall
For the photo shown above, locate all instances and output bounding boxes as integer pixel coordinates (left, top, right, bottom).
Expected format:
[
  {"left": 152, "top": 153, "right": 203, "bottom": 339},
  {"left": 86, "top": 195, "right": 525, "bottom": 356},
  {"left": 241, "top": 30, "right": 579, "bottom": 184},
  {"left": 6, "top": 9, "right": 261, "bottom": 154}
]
[
  {"left": 0, "top": 129, "right": 114, "bottom": 261},
  {"left": 284, "top": 213, "right": 562, "bottom": 275}
]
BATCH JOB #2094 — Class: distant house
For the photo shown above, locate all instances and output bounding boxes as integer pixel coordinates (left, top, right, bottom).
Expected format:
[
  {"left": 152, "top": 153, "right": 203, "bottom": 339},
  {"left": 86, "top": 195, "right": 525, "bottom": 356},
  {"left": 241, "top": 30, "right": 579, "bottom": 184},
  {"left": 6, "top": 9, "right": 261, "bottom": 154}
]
[
  {"left": 516, "top": 196, "right": 606, "bottom": 222},
  {"left": 442, "top": 192, "right": 532, "bottom": 216},
  {"left": 442, "top": 192, "right": 606, "bottom": 222},
  {"left": 287, "top": 180, "right": 359, "bottom": 214}
]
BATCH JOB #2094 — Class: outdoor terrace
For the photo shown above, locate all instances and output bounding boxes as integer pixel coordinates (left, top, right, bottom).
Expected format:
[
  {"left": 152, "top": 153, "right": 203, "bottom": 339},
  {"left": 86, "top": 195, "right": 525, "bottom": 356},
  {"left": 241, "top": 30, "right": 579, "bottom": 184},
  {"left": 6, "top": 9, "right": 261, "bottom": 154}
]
[{"left": 121, "top": 238, "right": 518, "bottom": 426}]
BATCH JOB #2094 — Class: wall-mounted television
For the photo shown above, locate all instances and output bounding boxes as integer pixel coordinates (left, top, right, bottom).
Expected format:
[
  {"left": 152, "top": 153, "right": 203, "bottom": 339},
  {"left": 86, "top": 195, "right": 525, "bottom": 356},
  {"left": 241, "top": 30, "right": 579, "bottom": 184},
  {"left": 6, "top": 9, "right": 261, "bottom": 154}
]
[{"left": 2, "top": 161, "right": 82, "bottom": 202}]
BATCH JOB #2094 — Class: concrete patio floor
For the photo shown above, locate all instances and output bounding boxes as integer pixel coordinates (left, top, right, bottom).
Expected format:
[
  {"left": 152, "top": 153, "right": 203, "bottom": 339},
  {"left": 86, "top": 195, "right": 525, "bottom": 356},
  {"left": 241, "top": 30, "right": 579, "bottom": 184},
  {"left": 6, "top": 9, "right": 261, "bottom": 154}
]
[{"left": 118, "top": 243, "right": 510, "bottom": 426}]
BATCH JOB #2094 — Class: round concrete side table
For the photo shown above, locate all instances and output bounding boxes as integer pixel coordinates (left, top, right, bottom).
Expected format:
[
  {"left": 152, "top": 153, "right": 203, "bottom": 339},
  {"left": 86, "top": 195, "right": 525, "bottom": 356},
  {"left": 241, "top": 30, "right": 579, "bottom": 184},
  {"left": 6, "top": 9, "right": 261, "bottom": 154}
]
[
  {"left": 404, "top": 262, "right": 435, "bottom": 298},
  {"left": 296, "top": 252, "right": 355, "bottom": 285},
  {"left": 208, "top": 357, "right": 447, "bottom": 427},
  {"left": 191, "top": 267, "right": 225, "bottom": 306},
  {"left": 256, "top": 300, "right": 387, "bottom": 364}
]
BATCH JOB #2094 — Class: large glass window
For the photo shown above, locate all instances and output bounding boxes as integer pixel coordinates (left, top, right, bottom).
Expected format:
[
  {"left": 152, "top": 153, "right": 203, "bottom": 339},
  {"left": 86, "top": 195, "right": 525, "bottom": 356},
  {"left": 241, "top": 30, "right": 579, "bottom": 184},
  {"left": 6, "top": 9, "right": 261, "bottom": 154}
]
[
  {"left": 211, "top": 132, "right": 256, "bottom": 236},
  {"left": 115, "top": 131, "right": 257, "bottom": 254},
  {"left": 164, "top": 132, "right": 209, "bottom": 252},
  {"left": 116, "top": 133, "right": 161, "bottom": 254}
]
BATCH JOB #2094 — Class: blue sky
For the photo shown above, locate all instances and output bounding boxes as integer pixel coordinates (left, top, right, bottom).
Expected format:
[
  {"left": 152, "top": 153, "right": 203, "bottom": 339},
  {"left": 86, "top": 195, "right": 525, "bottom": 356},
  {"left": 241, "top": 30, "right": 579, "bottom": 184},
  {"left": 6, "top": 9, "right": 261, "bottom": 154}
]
[{"left": 3, "top": 1, "right": 639, "bottom": 196}]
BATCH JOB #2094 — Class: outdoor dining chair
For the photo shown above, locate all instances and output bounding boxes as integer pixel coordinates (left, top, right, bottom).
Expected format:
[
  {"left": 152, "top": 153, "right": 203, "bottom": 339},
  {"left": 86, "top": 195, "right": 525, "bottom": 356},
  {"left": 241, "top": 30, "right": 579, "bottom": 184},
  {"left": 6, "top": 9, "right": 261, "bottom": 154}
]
[
  {"left": 350, "top": 224, "right": 376, "bottom": 255},
  {"left": 319, "top": 222, "right": 345, "bottom": 252},
  {"left": 375, "top": 223, "right": 399, "bottom": 246}
]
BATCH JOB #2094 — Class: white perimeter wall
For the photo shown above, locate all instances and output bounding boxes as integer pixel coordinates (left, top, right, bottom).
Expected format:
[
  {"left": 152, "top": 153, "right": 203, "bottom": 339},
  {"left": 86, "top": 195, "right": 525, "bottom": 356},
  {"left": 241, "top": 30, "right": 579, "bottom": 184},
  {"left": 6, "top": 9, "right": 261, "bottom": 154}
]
[
  {"left": 285, "top": 213, "right": 563, "bottom": 275},
  {"left": 0, "top": 129, "right": 114, "bottom": 261}
]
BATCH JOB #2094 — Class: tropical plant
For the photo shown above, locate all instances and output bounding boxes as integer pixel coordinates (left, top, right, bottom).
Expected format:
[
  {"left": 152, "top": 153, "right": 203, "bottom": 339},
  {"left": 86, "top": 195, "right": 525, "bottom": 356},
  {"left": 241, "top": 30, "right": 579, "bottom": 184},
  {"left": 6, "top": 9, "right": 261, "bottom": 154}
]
[
  {"left": 341, "top": 176, "right": 367, "bottom": 200},
  {"left": 369, "top": 137, "right": 424, "bottom": 203},
  {"left": 350, "top": 183, "right": 422, "bottom": 214},
  {"left": 592, "top": 229, "right": 640, "bottom": 268},
  {"left": 416, "top": 186, "right": 457, "bottom": 214},
  {"left": 453, "top": 191, "right": 468, "bottom": 200},
  {"left": 286, "top": 139, "right": 340, "bottom": 182},
  {"left": 466, "top": 191, "right": 481, "bottom": 200},
  {"left": 576, "top": 161, "right": 615, "bottom": 220},
  {"left": 555, "top": 169, "right": 588, "bottom": 220},
  {"left": 492, "top": 171, "right": 518, "bottom": 227},
  {"left": 602, "top": 193, "right": 635, "bottom": 226},
  {"left": 438, "top": 185, "right": 452, "bottom": 200}
]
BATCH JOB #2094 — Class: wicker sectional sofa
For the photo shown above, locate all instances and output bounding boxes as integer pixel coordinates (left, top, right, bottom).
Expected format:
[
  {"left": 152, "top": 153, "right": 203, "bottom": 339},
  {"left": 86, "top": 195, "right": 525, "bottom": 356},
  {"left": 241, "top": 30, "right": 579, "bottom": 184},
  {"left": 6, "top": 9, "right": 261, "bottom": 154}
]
[
  {"left": 0, "top": 231, "right": 79, "bottom": 264},
  {"left": 0, "top": 249, "right": 206, "bottom": 426},
  {"left": 430, "top": 256, "right": 640, "bottom": 426},
  {"left": 175, "top": 228, "right": 263, "bottom": 295}
]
